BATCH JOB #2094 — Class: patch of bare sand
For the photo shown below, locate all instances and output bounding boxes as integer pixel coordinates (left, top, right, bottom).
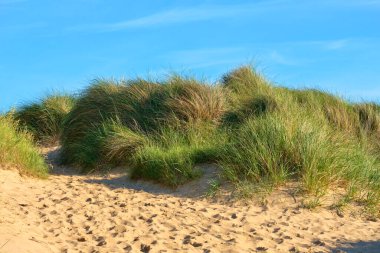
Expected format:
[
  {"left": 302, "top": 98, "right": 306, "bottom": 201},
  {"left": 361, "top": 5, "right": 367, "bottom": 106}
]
[{"left": 1, "top": 148, "right": 379, "bottom": 253}]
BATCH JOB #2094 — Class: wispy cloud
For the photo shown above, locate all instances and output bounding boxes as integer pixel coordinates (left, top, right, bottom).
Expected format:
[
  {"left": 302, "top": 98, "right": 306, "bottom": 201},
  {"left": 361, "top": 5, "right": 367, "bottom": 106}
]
[
  {"left": 277, "top": 39, "right": 351, "bottom": 51},
  {"left": 67, "top": 1, "right": 284, "bottom": 32},
  {"left": 303, "top": 38, "right": 380, "bottom": 51},
  {"left": 67, "top": 0, "right": 380, "bottom": 33},
  {"left": 161, "top": 37, "right": 372, "bottom": 72},
  {"left": 322, "top": 39, "right": 348, "bottom": 50},
  {"left": 309, "top": 39, "right": 350, "bottom": 50}
]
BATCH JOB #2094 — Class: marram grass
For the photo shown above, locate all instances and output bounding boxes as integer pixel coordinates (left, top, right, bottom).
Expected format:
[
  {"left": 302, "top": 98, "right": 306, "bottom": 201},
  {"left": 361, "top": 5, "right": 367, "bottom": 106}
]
[
  {"left": 0, "top": 115, "right": 48, "bottom": 177},
  {"left": 13, "top": 65, "right": 380, "bottom": 212},
  {"left": 15, "top": 93, "right": 76, "bottom": 145}
]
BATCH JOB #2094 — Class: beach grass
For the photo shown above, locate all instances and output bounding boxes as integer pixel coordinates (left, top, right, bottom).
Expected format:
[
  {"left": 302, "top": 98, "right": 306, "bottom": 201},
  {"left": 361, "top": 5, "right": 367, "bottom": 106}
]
[
  {"left": 0, "top": 115, "right": 48, "bottom": 177},
  {"left": 13, "top": 65, "right": 380, "bottom": 211},
  {"left": 15, "top": 93, "right": 76, "bottom": 145}
]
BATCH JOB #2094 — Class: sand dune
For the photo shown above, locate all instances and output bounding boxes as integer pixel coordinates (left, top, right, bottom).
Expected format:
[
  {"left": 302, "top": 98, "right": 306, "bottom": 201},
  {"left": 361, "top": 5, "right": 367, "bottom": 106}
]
[{"left": 1, "top": 149, "right": 379, "bottom": 253}]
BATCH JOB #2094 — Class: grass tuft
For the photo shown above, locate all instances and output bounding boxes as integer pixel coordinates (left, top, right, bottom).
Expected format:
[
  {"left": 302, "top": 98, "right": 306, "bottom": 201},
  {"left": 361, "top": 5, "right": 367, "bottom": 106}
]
[
  {"left": 0, "top": 115, "right": 48, "bottom": 177},
  {"left": 15, "top": 93, "right": 76, "bottom": 145},
  {"left": 60, "top": 76, "right": 225, "bottom": 169}
]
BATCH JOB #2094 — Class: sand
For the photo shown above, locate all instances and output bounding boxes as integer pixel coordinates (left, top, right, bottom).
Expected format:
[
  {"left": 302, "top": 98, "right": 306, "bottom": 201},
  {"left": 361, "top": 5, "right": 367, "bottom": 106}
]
[{"left": 1, "top": 148, "right": 380, "bottom": 253}]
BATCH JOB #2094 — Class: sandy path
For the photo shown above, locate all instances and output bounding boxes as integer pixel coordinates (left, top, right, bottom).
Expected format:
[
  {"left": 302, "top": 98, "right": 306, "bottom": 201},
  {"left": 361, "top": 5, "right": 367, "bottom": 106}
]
[{"left": 1, "top": 149, "right": 380, "bottom": 253}]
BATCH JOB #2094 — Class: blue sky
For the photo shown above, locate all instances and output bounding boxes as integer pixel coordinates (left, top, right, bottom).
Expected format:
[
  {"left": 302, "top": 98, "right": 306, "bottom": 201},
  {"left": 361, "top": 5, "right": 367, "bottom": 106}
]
[{"left": 0, "top": 0, "right": 379, "bottom": 111}]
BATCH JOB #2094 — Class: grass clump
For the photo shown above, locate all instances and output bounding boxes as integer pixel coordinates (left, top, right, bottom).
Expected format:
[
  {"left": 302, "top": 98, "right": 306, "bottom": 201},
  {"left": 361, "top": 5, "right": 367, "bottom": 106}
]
[
  {"left": 220, "top": 113, "right": 380, "bottom": 208},
  {"left": 103, "top": 122, "right": 148, "bottom": 165},
  {"left": 0, "top": 115, "right": 48, "bottom": 177},
  {"left": 291, "top": 89, "right": 360, "bottom": 132},
  {"left": 52, "top": 65, "right": 380, "bottom": 213},
  {"left": 354, "top": 103, "right": 380, "bottom": 137},
  {"left": 60, "top": 76, "right": 226, "bottom": 171},
  {"left": 222, "top": 65, "right": 271, "bottom": 95},
  {"left": 218, "top": 66, "right": 380, "bottom": 211},
  {"left": 221, "top": 65, "right": 277, "bottom": 124},
  {"left": 60, "top": 79, "right": 157, "bottom": 166},
  {"left": 15, "top": 93, "right": 76, "bottom": 145},
  {"left": 131, "top": 145, "right": 197, "bottom": 186},
  {"left": 63, "top": 120, "right": 148, "bottom": 171},
  {"left": 164, "top": 76, "right": 226, "bottom": 124},
  {"left": 130, "top": 124, "right": 225, "bottom": 187}
]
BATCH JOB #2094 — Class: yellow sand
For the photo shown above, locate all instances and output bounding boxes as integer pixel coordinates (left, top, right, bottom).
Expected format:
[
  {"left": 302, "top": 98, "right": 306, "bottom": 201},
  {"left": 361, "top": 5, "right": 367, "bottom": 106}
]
[{"left": 1, "top": 150, "right": 379, "bottom": 253}]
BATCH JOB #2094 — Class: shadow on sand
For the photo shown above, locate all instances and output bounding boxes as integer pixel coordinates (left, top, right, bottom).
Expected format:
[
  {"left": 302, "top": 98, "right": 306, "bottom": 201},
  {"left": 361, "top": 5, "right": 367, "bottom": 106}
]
[
  {"left": 83, "top": 164, "right": 220, "bottom": 198},
  {"left": 332, "top": 240, "right": 380, "bottom": 253},
  {"left": 45, "top": 147, "right": 221, "bottom": 198}
]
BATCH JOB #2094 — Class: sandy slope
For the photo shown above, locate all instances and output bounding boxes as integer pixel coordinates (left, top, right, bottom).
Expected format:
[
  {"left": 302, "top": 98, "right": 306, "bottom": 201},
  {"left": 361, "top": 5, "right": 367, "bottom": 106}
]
[{"left": 1, "top": 149, "right": 380, "bottom": 253}]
